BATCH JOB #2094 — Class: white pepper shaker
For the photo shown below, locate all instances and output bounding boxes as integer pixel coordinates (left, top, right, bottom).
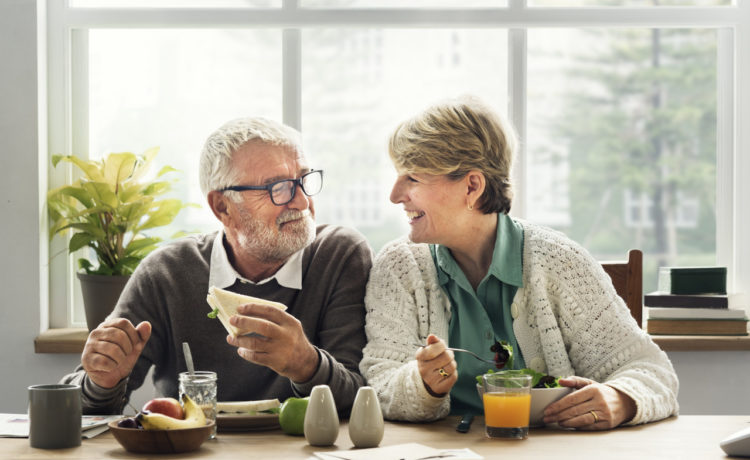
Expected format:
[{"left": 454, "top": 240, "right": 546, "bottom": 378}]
[
  {"left": 348, "top": 386, "right": 384, "bottom": 448},
  {"left": 304, "top": 385, "right": 339, "bottom": 446}
]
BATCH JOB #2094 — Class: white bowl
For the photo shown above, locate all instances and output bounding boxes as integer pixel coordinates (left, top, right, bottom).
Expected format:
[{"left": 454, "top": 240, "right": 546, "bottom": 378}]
[{"left": 477, "top": 384, "right": 572, "bottom": 427}]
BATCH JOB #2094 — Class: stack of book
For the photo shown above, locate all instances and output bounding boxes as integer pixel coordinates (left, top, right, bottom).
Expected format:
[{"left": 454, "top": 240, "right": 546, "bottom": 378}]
[{"left": 645, "top": 292, "right": 749, "bottom": 336}]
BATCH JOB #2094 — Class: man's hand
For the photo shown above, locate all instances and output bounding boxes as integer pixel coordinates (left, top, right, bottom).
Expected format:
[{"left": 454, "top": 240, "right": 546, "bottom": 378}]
[
  {"left": 226, "top": 303, "right": 319, "bottom": 383},
  {"left": 542, "top": 376, "right": 637, "bottom": 430},
  {"left": 81, "top": 319, "right": 152, "bottom": 389},
  {"left": 415, "top": 334, "right": 458, "bottom": 397}
]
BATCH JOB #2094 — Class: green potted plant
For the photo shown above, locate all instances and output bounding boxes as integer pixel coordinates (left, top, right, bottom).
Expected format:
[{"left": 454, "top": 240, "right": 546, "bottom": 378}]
[{"left": 48, "top": 147, "right": 192, "bottom": 330}]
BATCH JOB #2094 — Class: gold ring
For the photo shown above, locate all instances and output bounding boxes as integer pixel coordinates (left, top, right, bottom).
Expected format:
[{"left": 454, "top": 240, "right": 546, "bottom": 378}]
[
  {"left": 438, "top": 368, "right": 450, "bottom": 378},
  {"left": 590, "top": 410, "right": 599, "bottom": 423}
]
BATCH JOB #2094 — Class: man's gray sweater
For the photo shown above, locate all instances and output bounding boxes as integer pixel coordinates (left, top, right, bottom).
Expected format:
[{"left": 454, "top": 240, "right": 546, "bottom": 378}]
[{"left": 61, "top": 224, "right": 373, "bottom": 415}]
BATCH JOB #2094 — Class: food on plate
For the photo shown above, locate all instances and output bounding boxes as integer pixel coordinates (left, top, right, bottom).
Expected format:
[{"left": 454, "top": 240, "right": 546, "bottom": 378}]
[
  {"left": 205, "top": 286, "right": 288, "bottom": 337},
  {"left": 477, "top": 341, "right": 562, "bottom": 388},
  {"left": 278, "top": 396, "right": 309, "bottom": 436},
  {"left": 490, "top": 340, "right": 512, "bottom": 369},
  {"left": 136, "top": 394, "right": 207, "bottom": 430},
  {"left": 217, "top": 399, "right": 281, "bottom": 415},
  {"left": 142, "top": 397, "right": 184, "bottom": 419}
]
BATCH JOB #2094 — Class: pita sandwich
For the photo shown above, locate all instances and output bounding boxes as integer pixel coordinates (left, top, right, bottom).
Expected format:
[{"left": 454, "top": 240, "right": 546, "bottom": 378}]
[
  {"left": 206, "top": 286, "right": 288, "bottom": 337},
  {"left": 217, "top": 399, "right": 281, "bottom": 414}
]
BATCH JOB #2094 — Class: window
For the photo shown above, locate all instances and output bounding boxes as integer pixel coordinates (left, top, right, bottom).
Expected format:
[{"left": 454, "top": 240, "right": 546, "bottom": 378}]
[{"left": 47, "top": 1, "right": 746, "bottom": 328}]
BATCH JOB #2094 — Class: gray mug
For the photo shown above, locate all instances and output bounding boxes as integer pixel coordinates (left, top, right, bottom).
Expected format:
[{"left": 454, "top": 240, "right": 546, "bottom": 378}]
[{"left": 28, "top": 384, "right": 82, "bottom": 449}]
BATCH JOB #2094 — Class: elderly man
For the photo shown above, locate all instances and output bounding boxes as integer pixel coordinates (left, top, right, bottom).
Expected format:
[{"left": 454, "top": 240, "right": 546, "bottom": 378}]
[{"left": 61, "top": 117, "right": 373, "bottom": 415}]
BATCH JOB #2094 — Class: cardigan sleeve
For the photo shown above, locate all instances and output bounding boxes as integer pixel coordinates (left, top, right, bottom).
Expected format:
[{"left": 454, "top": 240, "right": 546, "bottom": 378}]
[
  {"left": 359, "top": 239, "right": 450, "bottom": 422},
  {"left": 520, "top": 226, "right": 680, "bottom": 425}
]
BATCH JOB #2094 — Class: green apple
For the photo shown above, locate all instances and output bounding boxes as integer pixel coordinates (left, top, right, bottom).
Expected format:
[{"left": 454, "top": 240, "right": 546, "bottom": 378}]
[{"left": 279, "top": 396, "right": 309, "bottom": 436}]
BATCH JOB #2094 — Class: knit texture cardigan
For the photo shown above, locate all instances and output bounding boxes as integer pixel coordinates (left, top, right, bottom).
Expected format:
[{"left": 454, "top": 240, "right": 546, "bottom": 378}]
[{"left": 360, "top": 220, "right": 679, "bottom": 424}]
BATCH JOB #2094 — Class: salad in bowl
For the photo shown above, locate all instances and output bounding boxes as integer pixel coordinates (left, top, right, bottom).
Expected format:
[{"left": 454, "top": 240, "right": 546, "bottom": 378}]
[{"left": 476, "top": 341, "right": 572, "bottom": 427}]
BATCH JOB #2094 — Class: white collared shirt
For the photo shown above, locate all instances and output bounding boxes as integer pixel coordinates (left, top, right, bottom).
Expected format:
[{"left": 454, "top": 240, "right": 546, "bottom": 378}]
[{"left": 208, "top": 230, "right": 303, "bottom": 290}]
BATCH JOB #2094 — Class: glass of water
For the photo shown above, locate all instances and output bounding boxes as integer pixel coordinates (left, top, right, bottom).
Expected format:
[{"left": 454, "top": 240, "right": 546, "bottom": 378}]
[{"left": 178, "top": 371, "right": 217, "bottom": 438}]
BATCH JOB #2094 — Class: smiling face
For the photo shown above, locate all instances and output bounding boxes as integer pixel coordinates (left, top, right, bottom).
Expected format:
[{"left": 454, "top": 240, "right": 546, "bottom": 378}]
[
  {"left": 221, "top": 141, "right": 316, "bottom": 265},
  {"left": 390, "top": 171, "right": 469, "bottom": 245}
]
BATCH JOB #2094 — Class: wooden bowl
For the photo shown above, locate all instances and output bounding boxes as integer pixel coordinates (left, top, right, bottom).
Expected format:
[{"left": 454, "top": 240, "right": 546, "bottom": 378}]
[{"left": 108, "top": 420, "right": 214, "bottom": 454}]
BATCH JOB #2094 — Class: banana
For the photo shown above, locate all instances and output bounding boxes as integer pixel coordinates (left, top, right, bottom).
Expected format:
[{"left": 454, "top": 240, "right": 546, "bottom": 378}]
[{"left": 137, "top": 394, "right": 207, "bottom": 430}]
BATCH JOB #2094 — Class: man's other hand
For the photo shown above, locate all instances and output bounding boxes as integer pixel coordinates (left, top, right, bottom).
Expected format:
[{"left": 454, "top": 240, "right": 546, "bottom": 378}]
[{"left": 81, "top": 319, "right": 152, "bottom": 389}]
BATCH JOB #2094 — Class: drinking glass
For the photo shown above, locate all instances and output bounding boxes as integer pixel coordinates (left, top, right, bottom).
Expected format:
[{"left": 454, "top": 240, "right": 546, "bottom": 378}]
[
  {"left": 179, "top": 371, "right": 217, "bottom": 439},
  {"left": 482, "top": 371, "right": 532, "bottom": 439}
]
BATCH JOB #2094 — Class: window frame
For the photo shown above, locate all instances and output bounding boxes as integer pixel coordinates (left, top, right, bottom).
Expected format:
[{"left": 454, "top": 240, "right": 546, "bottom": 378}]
[{"left": 46, "top": 0, "right": 750, "bottom": 328}]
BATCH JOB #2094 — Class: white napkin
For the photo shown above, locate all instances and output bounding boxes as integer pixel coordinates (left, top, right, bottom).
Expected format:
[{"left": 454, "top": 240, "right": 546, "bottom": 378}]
[{"left": 313, "top": 442, "right": 482, "bottom": 460}]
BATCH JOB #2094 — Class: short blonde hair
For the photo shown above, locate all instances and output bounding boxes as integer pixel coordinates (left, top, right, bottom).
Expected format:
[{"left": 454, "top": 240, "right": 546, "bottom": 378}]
[{"left": 388, "top": 96, "right": 517, "bottom": 214}]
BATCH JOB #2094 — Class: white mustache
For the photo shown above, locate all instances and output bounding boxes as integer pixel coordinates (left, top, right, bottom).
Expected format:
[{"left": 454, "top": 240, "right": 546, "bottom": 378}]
[{"left": 277, "top": 209, "right": 311, "bottom": 225}]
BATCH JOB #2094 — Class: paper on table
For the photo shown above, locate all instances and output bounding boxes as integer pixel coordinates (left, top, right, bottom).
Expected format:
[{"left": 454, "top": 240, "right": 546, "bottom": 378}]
[
  {"left": 0, "top": 413, "right": 122, "bottom": 438},
  {"left": 313, "top": 442, "right": 482, "bottom": 460}
]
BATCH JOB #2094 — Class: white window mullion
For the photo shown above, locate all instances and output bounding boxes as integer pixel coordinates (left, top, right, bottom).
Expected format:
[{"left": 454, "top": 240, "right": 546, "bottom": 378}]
[
  {"left": 47, "top": 0, "right": 74, "bottom": 329},
  {"left": 508, "top": 27, "right": 527, "bottom": 220},
  {"left": 734, "top": 1, "right": 750, "bottom": 299},
  {"left": 282, "top": 28, "right": 302, "bottom": 131},
  {"left": 67, "top": 28, "right": 89, "bottom": 328},
  {"left": 716, "top": 27, "right": 734, "bottom": 292}
]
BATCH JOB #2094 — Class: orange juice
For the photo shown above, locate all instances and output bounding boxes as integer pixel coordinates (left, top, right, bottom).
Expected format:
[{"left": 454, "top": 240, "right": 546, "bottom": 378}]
[{"left": 483, "top": 392, "right": 531, "bottom": 428}]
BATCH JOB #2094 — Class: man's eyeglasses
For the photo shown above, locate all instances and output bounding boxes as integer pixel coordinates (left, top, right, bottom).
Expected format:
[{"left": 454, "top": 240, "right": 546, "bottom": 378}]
[{"left": 220, "top": 169, "right": 324, "bottom": 206}]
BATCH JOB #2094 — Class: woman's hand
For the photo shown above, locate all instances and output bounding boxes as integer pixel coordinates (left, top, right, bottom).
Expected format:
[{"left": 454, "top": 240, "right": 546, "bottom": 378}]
[
  {"left": 542, "top": 376, "right": 636, "bottom": 430},
  {"left": 416, "top": 334, "right": 458, "bottom": 397}
]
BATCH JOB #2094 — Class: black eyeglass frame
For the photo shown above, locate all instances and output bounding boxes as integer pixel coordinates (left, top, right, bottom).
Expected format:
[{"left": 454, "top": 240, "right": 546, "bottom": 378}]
[{"left": 219, "top": 169, "right": 324, "bottom": 206}]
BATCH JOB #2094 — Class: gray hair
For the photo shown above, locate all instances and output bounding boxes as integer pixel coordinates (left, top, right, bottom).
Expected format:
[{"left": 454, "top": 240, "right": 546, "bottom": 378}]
[{"left": 199, "top": 117, "right": 303, "bottom": 198}]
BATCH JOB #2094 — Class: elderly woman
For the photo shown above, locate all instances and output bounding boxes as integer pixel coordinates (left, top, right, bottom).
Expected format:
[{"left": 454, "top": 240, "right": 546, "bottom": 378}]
[{"left": 360, "top": 96, "right": 679, "bottom": 430}]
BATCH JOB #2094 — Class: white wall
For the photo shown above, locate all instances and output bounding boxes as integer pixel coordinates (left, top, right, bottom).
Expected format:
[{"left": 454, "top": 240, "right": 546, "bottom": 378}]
[
  {"left": 0, "top": 0, "right": 155, "bottom": 414},
  {"left": 0, "top": 0, "right": 79, "bottom": 413},
  {"left": 0, "top": 0, "right": 747, "bottom": 416}
]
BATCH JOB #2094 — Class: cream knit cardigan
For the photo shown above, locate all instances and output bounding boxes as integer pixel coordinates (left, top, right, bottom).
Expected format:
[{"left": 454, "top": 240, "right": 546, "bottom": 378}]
[{"left": 360, "top": 220, "right": 679, "bottom": 424}]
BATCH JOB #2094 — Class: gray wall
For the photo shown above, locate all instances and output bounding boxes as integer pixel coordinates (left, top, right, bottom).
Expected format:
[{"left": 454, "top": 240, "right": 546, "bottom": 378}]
[{"left": 0, "top": 0, "right": 747, "bottom": 416}]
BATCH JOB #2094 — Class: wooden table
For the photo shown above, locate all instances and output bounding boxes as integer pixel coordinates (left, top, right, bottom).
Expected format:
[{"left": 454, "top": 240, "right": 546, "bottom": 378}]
[{"left": 3, "top": 415, "right": 748, "bottom": 459}]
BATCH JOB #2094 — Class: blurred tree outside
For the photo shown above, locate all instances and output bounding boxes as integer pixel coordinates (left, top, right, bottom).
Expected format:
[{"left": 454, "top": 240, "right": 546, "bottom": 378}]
[{"left": 549, "top": 26, "right": 717, "bottom": 292}]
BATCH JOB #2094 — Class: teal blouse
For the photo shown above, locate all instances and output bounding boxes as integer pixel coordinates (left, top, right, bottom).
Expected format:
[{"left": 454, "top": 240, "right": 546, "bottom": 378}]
[{"left": 429, "top": 213, "right": 525, "bottom": 415}]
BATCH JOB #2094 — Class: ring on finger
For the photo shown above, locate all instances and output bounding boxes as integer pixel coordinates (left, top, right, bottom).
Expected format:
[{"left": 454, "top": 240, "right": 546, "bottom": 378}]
[
  {"left": 589, "top": 410, "right": 599, "bottom": 423},
  {"left": 437, "top": 367, "right": 450, "bottom": 378}
]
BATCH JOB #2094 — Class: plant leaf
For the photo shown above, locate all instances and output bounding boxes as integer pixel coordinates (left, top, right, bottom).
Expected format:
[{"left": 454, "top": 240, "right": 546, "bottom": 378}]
[
  {"left": 69, "top": 233, "right": 96, "bottom": 252},
  {"left": 103, "top": 152, "right": 137, "bottom": 188},
  {"left": 128, "top": 147, "right": 159, "bottom": 183},
  {"left": 137, "top": 199, "right": 183, "bottom": 230},
  {"left": 123, "top": 237, "right": 161, "bottom": 257},
  {"left": 82, "top": 182, "right": 119, "bottom": 208},
  {"left": 54, "top": 155, "right": 106, "bottom": 182}
]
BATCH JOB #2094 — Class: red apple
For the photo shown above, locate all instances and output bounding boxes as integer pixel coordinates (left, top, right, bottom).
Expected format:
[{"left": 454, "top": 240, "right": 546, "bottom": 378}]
[{"left": 142, "top": 397, "right": 184, "bottom": 419}]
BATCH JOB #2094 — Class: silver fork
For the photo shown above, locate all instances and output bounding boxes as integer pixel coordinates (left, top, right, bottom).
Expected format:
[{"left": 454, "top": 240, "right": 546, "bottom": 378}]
[{"left": 414, "top": 344, "right": 496, "bottom": 365}]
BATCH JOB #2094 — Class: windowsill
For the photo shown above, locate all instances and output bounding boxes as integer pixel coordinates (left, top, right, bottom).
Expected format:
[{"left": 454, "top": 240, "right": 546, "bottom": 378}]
[
  {"left": 34, "top": 328, "right": 750, "bottom": 354},
  {"left": 35, "top": 328, "right": 89, "bottom": 354}
]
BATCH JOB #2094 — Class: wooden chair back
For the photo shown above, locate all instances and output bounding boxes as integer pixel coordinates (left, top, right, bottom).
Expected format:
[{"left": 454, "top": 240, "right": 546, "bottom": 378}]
[{"left": 601, "top": 249, "right": 643, "bottom": 327}]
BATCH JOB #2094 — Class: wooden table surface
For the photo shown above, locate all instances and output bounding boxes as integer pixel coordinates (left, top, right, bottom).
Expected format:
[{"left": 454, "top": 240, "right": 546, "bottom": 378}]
[{"left": 4, "top": 415, "right": 748, "bottom": 459}]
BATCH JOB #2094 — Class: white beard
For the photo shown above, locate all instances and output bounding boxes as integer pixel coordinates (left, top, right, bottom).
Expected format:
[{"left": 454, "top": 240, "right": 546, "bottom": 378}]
[{"left": 236, "top": 208, "right": 316, "bottom": 263}]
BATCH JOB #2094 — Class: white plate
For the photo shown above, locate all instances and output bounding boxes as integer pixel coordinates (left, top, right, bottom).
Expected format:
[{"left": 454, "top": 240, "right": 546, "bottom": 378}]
[{"left": 216, "top": 412, "right": 280, "bottom": 432}]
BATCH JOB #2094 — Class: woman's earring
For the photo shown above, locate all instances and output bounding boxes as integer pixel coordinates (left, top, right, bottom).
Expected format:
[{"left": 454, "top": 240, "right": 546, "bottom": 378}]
[{"left": 468, "top": 204, "right": 474, "bottom": 211}]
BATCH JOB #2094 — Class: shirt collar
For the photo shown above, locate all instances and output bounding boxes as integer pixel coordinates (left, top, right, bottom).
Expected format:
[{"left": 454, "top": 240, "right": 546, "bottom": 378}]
[
  {"left": 433, "top": 213, "right": 524, "bottom": 288},
  {"left": 208, "top": 229, "right": 303, "bottom": 290}
]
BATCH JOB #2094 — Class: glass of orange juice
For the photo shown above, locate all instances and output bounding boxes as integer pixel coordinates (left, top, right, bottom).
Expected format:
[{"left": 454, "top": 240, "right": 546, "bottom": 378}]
[{"left": 482, "top": 371, "right": 532, "bottom": 439}]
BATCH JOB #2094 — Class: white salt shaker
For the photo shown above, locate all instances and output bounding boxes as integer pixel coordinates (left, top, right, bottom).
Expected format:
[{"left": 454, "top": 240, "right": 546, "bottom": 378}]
[
  {"left": 348, "top": 386, "right": 384, "bottom": 448},
  {"left": 304, "top": 385, "right": 339, "bottom": 446}
]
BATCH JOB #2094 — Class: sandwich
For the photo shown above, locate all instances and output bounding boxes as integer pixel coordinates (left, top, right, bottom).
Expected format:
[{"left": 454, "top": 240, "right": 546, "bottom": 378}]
[
  {"left": 205, "top": 286, "right": 288, "bottom": 337},
  {"left": 217, "top": 399, "right": 281, "bottom": 415}
]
